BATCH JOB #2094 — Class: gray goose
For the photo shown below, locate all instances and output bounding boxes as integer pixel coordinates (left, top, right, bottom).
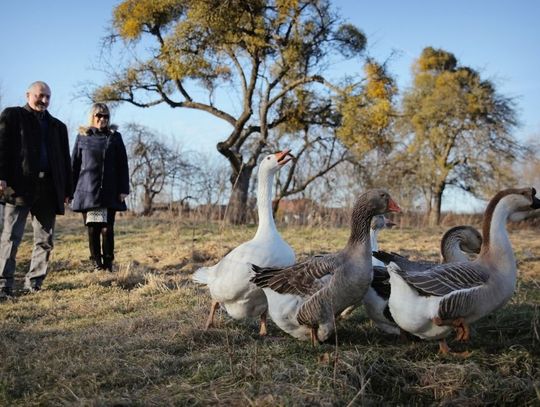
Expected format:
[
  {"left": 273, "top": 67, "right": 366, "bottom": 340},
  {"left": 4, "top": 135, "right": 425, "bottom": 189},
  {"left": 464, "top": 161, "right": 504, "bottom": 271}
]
[
  {"left": 373, "top": 225, "right": 483, "bottom": 273},
  {"left": 250, "top": 189, "right": 401, "bottom": 345},
  {"left": 367, "top": 225, "right": 482, "bottom": 335},
  {"left": 339, "top": 215, "right": 396, "bottom": 320},
  {"left": 382, "top": 187, "right": 540, "bottom": 354},
  {"left": 439, "top": 225, "right": 483, "bottom": 262}
]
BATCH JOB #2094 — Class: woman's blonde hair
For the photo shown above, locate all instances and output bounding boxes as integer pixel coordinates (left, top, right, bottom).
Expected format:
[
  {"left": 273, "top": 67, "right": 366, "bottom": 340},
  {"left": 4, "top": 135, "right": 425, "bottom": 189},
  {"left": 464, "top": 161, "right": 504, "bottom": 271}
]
[
  {"left": 87, "top": 103, "right": 110, "bottom": 127},
  {"left": 78, "top": 103, "right": 116, "bottom": 135}
]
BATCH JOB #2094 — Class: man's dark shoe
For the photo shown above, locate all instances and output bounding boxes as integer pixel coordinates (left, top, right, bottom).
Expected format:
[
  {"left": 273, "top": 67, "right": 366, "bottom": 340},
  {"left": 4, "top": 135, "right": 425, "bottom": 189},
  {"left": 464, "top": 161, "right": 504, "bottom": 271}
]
[
  {"left": 89, "top": 256, "right": 105, "bottom": 272},
  {"left": 23, "top": 285, "right": 41, "bottom": 294},
  {"left": 93, "top": 264, "right": 105, "bottom": 272},
  {"left": 0, "top": 287, "right": 14, "bottom": 300},
  {"left": 103, "top": 256, "right": 114, "bottom": 272},
  {"left": 23, "top": 278, "right": 42, "bottom": 294}
]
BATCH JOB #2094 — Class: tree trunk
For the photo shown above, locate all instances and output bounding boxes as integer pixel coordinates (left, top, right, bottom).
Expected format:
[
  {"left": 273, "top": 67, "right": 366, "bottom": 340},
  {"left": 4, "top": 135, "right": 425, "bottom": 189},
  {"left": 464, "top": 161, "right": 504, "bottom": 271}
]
[
  {"left": 429, "top": 189, "right": 443, "bottom": 226},
  {"left": 226, "top": 166, "right": 254, "bottom": 224},
  {"left": 142, "top": 190, "right": 153, "bottom": 216}
]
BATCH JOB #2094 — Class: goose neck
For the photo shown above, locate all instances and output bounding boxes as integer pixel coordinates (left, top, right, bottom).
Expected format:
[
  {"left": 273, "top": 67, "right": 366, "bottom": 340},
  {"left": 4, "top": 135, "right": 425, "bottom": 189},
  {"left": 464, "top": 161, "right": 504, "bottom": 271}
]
[
  {"left": 370, "top": 229, "right": 379, "bottom": 252},
  {"left": 480, "top": 198, "right": 515, "bottom": 269},
  {"left": 254, "top": 171, "right": 278, "bottom": 236},
  {"left": 346, "top": 210, "right": 372, "bottom": 249},
  {"left": 442, "top": 235, "right": 468, "bottom": 263}
]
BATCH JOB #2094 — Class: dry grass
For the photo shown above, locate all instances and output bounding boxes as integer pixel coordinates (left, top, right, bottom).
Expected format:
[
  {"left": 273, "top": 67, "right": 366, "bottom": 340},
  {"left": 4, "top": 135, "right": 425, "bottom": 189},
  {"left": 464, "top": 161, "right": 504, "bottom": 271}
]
[{"left": 0, "top": 214, "right": 539, "bottom": 406}]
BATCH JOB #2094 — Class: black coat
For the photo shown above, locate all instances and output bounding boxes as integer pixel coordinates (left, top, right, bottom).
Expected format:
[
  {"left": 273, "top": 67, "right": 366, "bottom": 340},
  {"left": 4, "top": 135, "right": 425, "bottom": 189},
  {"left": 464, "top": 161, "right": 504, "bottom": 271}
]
[
  {"left": 71, "top": 127, "right": 130, "bottom": 212},
  {"left": 0, "top": 105, "right": 72, "bottom": 214}
]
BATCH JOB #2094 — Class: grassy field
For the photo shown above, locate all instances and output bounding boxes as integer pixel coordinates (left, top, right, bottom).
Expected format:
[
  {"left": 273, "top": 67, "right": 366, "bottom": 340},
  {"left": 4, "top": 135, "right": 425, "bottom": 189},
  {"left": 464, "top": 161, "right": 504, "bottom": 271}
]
[{"left": 0, "top": 214, "right": 539, "bottom": 406}]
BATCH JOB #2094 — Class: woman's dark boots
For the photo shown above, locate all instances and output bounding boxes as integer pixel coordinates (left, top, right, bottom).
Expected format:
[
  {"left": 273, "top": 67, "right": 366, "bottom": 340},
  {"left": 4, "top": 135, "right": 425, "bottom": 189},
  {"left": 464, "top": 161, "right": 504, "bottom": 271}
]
[
  {"left": 88, "top": 225, "right": 105, "bottom": 271},
  {"left": 102, "top": 224, "right": 115, "bottom": 272},
  {"left": 102, "top": 255, "right": 114, "bottom": 272},
  {"left": 87, "top": 223, "right": 115, "bottom": 272}
]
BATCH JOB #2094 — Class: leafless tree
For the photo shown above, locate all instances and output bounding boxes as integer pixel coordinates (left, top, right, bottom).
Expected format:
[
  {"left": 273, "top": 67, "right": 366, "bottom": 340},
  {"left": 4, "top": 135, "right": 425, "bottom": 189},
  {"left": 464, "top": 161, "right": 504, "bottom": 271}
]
[
  {"left": 515, "top": 134, "right": 540, "bottom": 188},
  {"left": 125, "top": 123, "right": 194, "bottom": 215}
]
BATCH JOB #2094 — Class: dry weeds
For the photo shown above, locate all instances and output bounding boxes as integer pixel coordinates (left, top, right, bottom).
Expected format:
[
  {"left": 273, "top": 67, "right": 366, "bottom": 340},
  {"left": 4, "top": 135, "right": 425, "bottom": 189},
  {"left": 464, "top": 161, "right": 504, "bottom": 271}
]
[{"left": 0, "top": 214, "right": 538, "bottom": 406}]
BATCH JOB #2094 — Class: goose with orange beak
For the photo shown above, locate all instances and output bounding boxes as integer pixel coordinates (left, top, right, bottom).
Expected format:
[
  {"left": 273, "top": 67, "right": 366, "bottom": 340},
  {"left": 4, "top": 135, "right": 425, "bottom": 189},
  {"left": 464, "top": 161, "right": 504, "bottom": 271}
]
[
  {"left": 192, "top": 150, "right": 295, "bottom": 335},
  {"left": 251, "top": 189, "right": 401, "bottom": 345}
]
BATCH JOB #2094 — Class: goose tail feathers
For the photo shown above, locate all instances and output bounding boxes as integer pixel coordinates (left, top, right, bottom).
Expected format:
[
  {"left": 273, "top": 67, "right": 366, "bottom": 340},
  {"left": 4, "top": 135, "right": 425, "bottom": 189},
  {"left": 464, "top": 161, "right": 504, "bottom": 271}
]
[
  {"left": 192, "top": 267, "right": 211, "bottom": 285},
  {"left": 250, "top": 263, "right": 279, "bottom": 289},
  {"left": 372, "top": 250, "right": 405, "bottom": 265}
]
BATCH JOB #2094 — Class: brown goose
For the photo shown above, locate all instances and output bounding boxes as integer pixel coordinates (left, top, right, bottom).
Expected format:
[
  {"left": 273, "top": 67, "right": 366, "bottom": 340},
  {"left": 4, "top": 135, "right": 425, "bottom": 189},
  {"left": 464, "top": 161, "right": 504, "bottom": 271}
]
[
  {"left": 367, "top": 225, "right": 482, "bottom": 335},
  {"left": 439, "top": 225, "right": 483, "bottom": 262},
  {"left": 373, "top": 225, "right": 483, "bottom": 273},
  {"left": 338, "top": 215, "right": 396, "bottom": 319},
  {"left": 250, "top": 189, "right": 401, "bottom": 345},
  {"left": 383, "top": 188, "right": 540, "bottom": 354}
]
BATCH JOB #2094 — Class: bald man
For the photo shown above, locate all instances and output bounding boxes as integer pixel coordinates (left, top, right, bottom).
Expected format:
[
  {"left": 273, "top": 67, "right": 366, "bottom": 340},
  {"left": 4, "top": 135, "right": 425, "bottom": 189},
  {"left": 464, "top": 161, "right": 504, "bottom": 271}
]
[{"left": 0, "top": 81, "right": 72, "bottom": 298}]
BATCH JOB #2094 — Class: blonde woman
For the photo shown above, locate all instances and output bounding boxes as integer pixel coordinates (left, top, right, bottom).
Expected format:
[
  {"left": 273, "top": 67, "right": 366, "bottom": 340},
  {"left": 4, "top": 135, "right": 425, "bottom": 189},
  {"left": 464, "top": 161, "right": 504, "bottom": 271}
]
[{"left": 71, "top": 103, "right": 129, "bottom": 271}]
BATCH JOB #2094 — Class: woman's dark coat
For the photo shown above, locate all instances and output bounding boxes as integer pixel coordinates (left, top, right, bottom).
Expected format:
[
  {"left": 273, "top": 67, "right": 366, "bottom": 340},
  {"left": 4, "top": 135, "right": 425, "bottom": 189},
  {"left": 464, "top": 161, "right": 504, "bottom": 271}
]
[
  {"left": 71, "top": 126, "right": 129, "bottom": 212},
  {"left": 0, "top": 106, "right": 72, "bottom": 214}
]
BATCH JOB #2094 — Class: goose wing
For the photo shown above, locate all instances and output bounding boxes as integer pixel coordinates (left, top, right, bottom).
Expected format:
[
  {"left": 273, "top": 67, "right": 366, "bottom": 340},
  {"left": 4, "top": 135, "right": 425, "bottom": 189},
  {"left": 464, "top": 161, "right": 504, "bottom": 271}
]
[
  {"left": 373, "top": 250, "right": 437, "bottom": 272},
  {"left": 438, "top": 285, "right": 482, "bottom": 321},
  {"left": 392, "top": 262, "right": 489, "bottom": 297},
  {"left": 251, "top": 254, "right": 339, "bottom": 297},
  {"left": 371, "top": 265, "right": 391, "bottom": 298}
]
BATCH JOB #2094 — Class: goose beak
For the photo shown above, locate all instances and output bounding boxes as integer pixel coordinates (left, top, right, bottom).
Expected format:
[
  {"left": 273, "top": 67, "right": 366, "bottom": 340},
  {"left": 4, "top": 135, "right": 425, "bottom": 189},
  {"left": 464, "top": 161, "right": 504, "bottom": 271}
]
[
  {"left": 387, "top": 198, "right": 401, "bottom": 213},
  {"left": 276, "top": 149, "right": 294, "bottom": 166}
]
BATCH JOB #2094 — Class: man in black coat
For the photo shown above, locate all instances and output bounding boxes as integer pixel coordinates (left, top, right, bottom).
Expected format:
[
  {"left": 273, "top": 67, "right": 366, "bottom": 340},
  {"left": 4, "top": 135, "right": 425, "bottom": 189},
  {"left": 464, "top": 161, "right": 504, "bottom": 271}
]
[{"left": 0, "top": 81, "right": 72, "bottom": 298}]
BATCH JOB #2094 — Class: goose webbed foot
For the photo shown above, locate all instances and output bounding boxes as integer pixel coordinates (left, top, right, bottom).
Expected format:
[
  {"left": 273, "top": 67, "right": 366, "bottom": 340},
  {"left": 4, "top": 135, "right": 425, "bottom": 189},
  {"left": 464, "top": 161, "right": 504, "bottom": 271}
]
[
  {"left": 205, "top": 301, "right": 220, "bottom": 330},
  {"left": 438, "top": 338, "right": 451, "bottom": 354},
  {"left": 438, "top": 339, "right": 472, "bottom": 358},
  {"left": 433, "top": 316, "right": 471, "bottom": 342},
  {"left": 452, "top": 318, "right": 470, "bottom": 342}
]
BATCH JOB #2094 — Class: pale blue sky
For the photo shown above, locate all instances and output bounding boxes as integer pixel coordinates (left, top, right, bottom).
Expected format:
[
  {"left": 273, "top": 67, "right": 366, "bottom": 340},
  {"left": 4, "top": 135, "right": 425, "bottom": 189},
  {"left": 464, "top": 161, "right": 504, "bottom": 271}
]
[{"left": 1, "top": 1, "right": 538, "bottom": 211}]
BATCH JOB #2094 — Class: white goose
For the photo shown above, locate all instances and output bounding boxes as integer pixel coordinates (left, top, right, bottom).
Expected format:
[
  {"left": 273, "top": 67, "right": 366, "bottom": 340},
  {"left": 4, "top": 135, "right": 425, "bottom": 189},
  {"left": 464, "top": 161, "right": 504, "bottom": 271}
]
[
  {"left": 250, "top": 189, "right": 401, "bottom": 345},
  {"left": 192, "top": 150, "right": 295, "bottom": 335},
  {"left": 367, "top": 225, "right": 482, "bottom": 335},
  {"left": 382, "top": 187, "right": 540, "bottom": 354}
]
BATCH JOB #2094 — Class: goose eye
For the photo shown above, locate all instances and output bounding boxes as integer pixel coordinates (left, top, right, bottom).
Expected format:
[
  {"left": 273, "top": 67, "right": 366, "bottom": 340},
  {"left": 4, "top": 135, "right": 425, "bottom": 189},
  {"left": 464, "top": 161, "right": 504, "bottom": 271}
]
[{"left": 267, "top": 157, "right": 271, "bottom": 160}]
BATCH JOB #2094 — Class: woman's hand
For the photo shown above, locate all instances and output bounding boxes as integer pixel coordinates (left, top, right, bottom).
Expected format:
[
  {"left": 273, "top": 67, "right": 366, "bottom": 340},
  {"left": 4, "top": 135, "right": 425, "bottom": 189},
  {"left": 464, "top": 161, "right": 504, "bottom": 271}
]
[{"left": 119, "top": 193, "right": 128, "bottom": 202}]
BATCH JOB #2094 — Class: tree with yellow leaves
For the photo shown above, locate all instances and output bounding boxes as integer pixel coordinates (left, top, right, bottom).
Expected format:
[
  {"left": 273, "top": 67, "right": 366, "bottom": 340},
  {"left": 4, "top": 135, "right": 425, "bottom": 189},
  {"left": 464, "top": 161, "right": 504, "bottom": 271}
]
[
  {"left": 336, "top": 60, "right": 397, "bottom": 157},
  {"left": 399, "top": 47, "right": 521, "bottom": 225},
  {"left": 90, "top": 0, "right": 369, "bottom": 223}
]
